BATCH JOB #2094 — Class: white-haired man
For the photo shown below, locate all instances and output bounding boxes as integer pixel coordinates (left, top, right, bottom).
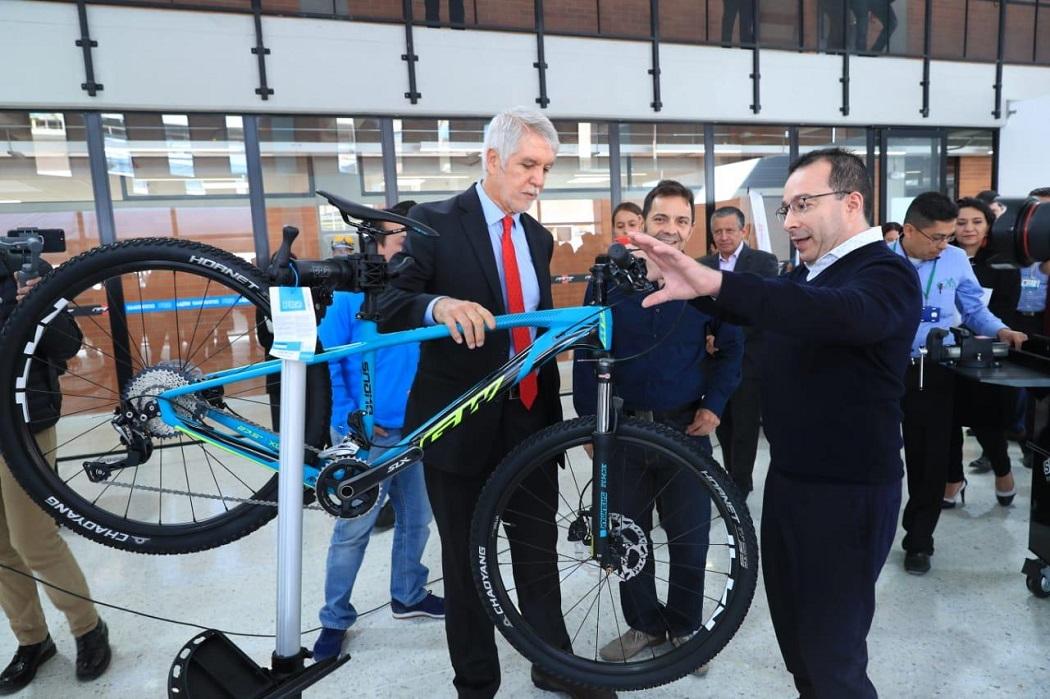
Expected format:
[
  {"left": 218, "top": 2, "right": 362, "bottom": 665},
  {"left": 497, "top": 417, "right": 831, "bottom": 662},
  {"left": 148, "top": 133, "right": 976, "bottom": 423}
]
[{"left": 379, "top": 108, "right": 611, "bottom": 698}]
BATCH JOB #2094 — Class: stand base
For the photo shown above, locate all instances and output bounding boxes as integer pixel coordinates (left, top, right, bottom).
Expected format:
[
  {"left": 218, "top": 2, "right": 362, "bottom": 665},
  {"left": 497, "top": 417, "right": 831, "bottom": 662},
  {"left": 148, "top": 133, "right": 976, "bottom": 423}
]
[{"left": 168, "top": 630, "right": 349, "bottom": 699}]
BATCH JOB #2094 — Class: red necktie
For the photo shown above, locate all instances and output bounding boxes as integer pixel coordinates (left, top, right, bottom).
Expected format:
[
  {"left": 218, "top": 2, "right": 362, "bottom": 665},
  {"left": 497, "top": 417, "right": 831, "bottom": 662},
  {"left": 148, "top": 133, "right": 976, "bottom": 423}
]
[{"left": 501, "top": 215, "right": 537, "bottom": 409}]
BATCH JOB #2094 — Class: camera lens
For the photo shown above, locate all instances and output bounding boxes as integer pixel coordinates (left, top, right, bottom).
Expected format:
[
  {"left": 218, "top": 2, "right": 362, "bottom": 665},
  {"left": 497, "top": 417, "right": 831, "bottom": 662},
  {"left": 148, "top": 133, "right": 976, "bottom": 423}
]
[{"left": 989, "top": 198, "right": 1050, "bottom": 265}]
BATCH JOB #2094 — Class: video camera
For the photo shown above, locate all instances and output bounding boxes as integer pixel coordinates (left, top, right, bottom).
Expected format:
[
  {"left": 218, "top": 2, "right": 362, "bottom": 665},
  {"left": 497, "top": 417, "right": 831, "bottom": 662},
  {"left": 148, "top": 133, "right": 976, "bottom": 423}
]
[
  {"left": 0, "top": 228, "right": 66, "bottom": 284},
  {"left": 987, "top": 197, "right": 1050, "bottom": 268}
]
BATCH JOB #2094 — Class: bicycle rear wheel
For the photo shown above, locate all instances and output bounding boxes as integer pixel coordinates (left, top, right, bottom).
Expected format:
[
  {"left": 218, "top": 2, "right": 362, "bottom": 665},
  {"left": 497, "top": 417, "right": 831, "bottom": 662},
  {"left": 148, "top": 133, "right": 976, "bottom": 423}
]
[
  {"left": 470, "top": 416, "right": 757, "bottom": 691},
  {"left": 0, "top": 238, "right": 330, "bottom": 554}
]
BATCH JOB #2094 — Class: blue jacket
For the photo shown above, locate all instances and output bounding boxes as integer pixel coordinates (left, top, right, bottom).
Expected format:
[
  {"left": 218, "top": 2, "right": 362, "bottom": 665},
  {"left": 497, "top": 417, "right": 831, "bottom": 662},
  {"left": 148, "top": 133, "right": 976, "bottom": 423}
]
[
  {"left": 318, "top": 291, "right": 420, "bottom": 432},
  {"left": 572, "top": 284, "right": 743, "bottom": 417}
]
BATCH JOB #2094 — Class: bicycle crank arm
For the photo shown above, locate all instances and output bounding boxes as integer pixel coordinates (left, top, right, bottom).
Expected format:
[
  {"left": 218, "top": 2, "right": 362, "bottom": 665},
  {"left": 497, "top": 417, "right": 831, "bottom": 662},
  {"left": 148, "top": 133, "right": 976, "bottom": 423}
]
[{"left": 333, "top": 447, "right": 424, "bottom": 497}]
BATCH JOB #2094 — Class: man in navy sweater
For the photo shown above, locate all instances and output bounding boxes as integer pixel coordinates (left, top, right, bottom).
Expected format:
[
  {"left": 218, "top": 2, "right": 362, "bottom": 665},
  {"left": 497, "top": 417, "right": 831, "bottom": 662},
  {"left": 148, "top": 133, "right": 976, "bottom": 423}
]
[
  {"left": 573, "top": 180, "right": 743, "bottom": 672},
  {"left": 629, "top": 149, "right": 922, "bottom": 698}
]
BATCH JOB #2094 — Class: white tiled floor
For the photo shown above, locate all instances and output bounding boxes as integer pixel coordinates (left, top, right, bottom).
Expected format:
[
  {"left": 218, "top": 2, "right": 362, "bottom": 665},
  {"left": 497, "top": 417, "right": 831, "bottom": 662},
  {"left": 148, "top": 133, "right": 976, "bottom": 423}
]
[{"left": 11, "top": 394, "right": 1050, "bottom": 698}]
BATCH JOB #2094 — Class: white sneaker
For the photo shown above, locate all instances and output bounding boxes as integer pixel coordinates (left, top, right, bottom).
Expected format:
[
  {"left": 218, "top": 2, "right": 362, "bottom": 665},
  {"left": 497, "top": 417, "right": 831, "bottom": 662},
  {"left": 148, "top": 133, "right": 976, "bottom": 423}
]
[{"left": 670, "top": 635, "right": 710, "bottom": 676}]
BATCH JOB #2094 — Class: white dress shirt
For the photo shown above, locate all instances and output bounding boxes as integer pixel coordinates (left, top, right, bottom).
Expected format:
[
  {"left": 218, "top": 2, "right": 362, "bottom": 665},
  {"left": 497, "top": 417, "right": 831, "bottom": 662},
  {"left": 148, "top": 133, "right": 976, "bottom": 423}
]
[
  {"left": 804, "top": 227, "right": 883, "bottom": 280},
  {"left": 718, "top": 241, "right": 745, "bottom": 272}
]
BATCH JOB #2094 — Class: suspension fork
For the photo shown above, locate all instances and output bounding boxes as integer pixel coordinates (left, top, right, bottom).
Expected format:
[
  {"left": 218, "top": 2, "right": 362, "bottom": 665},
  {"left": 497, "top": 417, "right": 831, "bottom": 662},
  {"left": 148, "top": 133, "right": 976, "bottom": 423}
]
[{"left": 591, "top": 355, "right": 618, "bottom": 569}]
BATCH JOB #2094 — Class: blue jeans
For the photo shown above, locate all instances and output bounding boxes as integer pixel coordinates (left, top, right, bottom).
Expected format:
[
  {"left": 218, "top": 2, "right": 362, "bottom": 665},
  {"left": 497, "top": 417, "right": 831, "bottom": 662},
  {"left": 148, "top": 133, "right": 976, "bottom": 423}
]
[{"left": 318, "top": 428, "right": 433, "bottom": 631}]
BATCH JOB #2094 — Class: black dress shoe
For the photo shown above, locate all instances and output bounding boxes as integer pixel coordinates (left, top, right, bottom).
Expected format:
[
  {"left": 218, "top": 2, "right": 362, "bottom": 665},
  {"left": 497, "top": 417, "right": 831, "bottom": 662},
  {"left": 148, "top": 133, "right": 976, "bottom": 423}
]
[
  {"left": 0, "top": 635, "right": 56, "bottom": 694},
  {"left": 904, "top": 551, "right": 931, "bottom": 576},
  {"left": 531, "top": 666, "right": 617, "bottom": 698},
  {"left": 75, "top": 619, "right": 111, "bottom": 681}
]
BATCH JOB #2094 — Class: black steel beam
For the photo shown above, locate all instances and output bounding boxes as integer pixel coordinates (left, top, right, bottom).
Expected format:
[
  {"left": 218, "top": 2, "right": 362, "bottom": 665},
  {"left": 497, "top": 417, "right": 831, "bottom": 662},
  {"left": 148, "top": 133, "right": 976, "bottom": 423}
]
[
  {"left": 533, "top": 0, "right": 550, "bottom": 108},
  {"left": 250, "top": 0, "right": 274, "bottom": 100},
  {"left": 750, "top": 0, "right": 760, "bottom": 113},
  {"left": 920, "top": 0, "right": 931, "bottom": 117},
  {"left": 648, "top": 0, "right": 662, "bottom": 112},
  {"left": 402, "top": 0, "right": 422, "bottom": 103},
  {"left": 74, "top": 0, "right": 103, "bottom": 96},
  {"left": 608, "top": 122, "right": 622, "bottom": 209},
  {"left": 839, "top": 1, "right": 850, "bottom": 116},
  {"left": 992, "top": 0, "right": 1007, "bottom": 118}
]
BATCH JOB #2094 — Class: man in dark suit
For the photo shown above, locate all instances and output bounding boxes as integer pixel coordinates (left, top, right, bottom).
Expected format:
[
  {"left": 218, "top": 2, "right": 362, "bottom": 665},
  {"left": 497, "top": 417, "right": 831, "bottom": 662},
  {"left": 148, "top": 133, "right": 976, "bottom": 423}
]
[
  {"left": 378, "top": 107, "right": 611, "bottom": 699},
  {"left": 700, "top": 206, "right": 778, "bottom": 495}
]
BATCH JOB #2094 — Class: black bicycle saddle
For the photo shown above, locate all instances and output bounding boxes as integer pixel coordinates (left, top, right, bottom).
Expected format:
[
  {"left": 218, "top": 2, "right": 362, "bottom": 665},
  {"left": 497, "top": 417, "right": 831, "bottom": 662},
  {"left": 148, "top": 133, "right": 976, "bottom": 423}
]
[{"left": 315, "top": 190, "right": 439, "bottom": 237}]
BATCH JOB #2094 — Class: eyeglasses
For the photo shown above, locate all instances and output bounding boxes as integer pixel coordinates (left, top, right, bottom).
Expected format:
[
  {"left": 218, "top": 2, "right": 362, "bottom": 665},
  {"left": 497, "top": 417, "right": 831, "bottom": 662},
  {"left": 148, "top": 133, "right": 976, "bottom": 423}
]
[
  {"left": 775, "top": 191, "right": 850, "bottom": 222},
  {"left": 912, "top": 225, "right": 955, "bottom": 245}
]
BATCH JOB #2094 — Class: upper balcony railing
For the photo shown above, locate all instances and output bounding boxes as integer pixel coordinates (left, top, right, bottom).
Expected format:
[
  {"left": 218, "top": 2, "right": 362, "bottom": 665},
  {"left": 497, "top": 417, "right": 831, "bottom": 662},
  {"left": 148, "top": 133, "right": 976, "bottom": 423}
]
[{"left": 36, "top": 0, "right": 1050, "bottom": 67}]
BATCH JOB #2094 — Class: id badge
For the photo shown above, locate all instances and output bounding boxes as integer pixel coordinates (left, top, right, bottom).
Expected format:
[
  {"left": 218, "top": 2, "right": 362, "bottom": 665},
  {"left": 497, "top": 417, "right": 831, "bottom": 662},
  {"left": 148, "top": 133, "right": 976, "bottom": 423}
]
[{"left": 921, "top": 305, "right": 941, "bottom": 323}]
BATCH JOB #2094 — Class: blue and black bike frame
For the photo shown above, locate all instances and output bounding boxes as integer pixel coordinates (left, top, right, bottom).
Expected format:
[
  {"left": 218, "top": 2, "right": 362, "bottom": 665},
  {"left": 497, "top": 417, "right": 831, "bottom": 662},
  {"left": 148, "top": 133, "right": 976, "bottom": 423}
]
[{"left": 154, "top": 288, "right": 621, "bottom": 563}]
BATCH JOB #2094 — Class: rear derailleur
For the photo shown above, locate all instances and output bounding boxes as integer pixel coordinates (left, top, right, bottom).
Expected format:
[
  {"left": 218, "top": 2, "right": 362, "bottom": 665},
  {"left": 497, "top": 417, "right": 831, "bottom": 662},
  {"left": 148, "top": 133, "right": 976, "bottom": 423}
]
[{"left": 82, "top": 402, "right": 155, "bottom": 483}]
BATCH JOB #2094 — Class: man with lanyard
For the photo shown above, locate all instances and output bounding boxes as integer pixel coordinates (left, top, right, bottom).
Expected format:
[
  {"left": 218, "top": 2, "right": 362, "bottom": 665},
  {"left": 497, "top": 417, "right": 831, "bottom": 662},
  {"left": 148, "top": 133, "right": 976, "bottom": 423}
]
[{"left": 892, "top": 192, "right": 1026, "bottom": 575}]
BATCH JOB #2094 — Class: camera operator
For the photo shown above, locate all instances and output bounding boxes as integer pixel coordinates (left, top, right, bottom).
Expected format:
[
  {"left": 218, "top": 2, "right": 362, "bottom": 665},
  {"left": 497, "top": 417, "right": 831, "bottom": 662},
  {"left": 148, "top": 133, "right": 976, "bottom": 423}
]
[
  {"left": 891, "top": 193, "right": 1026, "bottom": 576},
  {"left": 0, "top": 262, "right": 111, "bottom": 692}
]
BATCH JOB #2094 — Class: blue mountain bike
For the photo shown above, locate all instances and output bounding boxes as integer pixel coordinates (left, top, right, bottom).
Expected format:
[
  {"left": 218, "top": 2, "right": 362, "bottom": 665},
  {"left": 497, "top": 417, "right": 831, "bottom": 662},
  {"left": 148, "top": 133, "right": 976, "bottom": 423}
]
[{"left": 0, "top": 192, "right": 757, "bottom": 689}]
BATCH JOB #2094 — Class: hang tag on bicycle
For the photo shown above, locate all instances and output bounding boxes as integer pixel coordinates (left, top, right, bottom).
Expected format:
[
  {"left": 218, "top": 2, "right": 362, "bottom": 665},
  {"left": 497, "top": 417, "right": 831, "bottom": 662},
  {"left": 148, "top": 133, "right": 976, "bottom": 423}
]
[{"left": 268, "top": 287, "right": 316, "bottom": 361}]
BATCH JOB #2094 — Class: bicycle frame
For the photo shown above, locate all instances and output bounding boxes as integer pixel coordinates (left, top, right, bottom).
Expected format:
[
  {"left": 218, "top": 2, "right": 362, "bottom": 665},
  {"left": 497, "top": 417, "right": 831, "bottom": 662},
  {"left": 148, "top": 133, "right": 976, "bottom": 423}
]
[{"left": 155, "top": 305, "right": 613, "bottom": 494}]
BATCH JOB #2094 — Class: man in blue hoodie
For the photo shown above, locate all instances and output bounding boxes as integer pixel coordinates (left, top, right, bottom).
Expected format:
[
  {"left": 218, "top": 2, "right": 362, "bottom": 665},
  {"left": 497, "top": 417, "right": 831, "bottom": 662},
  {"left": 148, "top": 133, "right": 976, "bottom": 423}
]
[{"left": 312, "top": 201, "right": 444, "bottom": 661}]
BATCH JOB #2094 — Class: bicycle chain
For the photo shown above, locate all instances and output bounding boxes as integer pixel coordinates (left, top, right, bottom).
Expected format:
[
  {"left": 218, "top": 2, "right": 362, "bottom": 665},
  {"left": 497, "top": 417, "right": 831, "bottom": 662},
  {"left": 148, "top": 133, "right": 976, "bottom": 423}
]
[{"left": 98, "top": 478, "right": 328, "bottom": 511}]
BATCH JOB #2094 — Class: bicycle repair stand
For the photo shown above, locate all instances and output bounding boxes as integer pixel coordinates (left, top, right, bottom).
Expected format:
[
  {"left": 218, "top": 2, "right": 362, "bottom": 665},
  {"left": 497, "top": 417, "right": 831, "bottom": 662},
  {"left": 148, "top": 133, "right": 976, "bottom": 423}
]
[{"left": 167, "top": 358, "right": 349, "bottom": 698}]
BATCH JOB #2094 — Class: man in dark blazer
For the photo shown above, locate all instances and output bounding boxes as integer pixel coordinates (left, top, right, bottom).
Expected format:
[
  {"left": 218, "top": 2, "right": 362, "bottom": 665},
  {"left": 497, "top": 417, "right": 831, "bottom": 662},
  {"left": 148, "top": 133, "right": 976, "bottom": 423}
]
[
  {"left": 378, "top": 108, "right": 610, "bottom": 699},
  {"left": 700, "top": 206, "right": 778, "bottom": 495}
]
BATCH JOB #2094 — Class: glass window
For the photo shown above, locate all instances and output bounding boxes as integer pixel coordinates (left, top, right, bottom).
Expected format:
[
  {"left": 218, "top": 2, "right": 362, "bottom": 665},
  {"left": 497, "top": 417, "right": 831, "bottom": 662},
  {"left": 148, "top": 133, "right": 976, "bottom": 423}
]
[
  {"left": 0, "top": 111, "right": 97, "bottom": 260},
  {"left": 1004, "top": 0, "right": 1037, "bottom": 64},
  {"left": 597, "top": 0, "right": 652, "bottom": 40},
  {"left": 930, "top": 0, "right": 966, "bottom": 59},
  {"left": 102, "top": 113, "right": 254, "bottom": 259},
  {"left": 541, "top": 121, "right": 611, "bottom": 309},
  {"left": 393, "top": 118, "right": 486, "bottom": 201},
  {"left": 258, "top": 116, "right": 385, "bottom": 260},
  {"left": 544, "top": 1, "right": 599, "bottom": 35},
  {"left": 618, "top": 122, "right": 706, "bottom": 257},
  {"left": 660, "top": 0, "right": 706, "bottom": 43},
  {"left": 713, "top": 125, "right": 789, "bottom": 261},
  {"left": 476, "top": 0, "right": 534, "bottom": 30},
  {"left": 760, "top": 0, "right": 801, "bottom": 50},
  {"left": 947, "top": 129, "right": 994, "bottom": 199},
  {"left": 883, "top": 134, "right": 943, "bottom": 223},
  {"left": 1039, "top": 1, "right": 1050, "bottom": 64},
  {"left": 962, "top": 0, "right": 1000, "bottom": 61}
]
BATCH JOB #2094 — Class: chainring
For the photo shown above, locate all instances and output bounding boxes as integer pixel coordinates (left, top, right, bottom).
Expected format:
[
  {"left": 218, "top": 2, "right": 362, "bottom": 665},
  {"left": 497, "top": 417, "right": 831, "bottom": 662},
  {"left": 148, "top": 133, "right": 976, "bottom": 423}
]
[{"left": 315, "top": 457, "right": 380, "bottom": 518}]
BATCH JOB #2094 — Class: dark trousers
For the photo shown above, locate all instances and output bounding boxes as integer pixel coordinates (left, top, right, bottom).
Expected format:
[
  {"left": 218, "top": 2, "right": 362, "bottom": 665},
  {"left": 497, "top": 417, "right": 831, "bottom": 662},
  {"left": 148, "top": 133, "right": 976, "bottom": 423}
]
[
  {"left": 424, "top": 397, "right": 570, "bottom": 699},
  {"left": 948, "top": 425, "right": 1011, "bottom": 481},
  {"left": 425, "top": 0, "right": 465, "bottom": 27},
  {"left": 715, "top": 378, "right": 762, "bottom": 494},
  {"left": 898, "top": 361, "right": 957, "bottom": 554},
  {"left": 850, "top": 0, "right": 897, "bottom": 52},
  {"left": 762, "top": 469, "right": 900, "bottom": 699},
  {"left": 901, "top": 362, "right": 955, "bottom": 555},
  {"left": 618, "top": 408, "right": 712, "bottom": 637},
  {"left": 721, "top": 0, "right": 754, "bottom": 45}
]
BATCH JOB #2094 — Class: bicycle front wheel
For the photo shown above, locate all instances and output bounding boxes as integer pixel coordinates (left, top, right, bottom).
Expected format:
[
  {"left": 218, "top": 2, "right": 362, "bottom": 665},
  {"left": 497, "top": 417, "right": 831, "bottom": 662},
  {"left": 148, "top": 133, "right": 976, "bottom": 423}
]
[
  {"left": 0, "top": 238, "right": 331, "bottom": 554},
  {"left": 470, "top": 416, "right": 757, "bottom": 691}
]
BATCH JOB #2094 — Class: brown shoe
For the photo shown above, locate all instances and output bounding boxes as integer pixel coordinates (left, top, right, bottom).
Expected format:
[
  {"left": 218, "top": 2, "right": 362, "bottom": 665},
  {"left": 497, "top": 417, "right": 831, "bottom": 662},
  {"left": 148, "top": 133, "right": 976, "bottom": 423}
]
[{"left": 597, "top": 628, "right": 664, "bottom": 662}]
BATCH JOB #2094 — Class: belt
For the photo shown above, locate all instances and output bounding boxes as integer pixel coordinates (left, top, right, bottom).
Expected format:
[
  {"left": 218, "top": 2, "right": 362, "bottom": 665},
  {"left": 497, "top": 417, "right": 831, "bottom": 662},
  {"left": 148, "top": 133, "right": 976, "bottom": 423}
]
[
  {"left": 1017, "top": 310, "right": 1044, "bottom": 317},
  {"left": 624, "top": 400, "right": 700, "bottom": 422}
]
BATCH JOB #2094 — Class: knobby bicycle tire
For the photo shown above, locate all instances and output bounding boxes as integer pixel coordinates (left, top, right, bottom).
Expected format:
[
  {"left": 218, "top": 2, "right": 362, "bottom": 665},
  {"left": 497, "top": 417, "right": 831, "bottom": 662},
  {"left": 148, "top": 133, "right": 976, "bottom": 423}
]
[
  {"left": 0, "top": 238, "right": 330, "bottom": 554},
  {"left": 470, "top": 416, "right": 758, "bottom": 690}
]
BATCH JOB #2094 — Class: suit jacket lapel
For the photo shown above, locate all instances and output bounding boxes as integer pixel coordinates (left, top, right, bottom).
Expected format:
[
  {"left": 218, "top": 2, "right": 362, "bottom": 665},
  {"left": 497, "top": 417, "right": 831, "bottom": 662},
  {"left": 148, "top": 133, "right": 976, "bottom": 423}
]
[
  {"left": 457, "top": 187, "right": 506, "bottom": 314},
  {"left": 522, "top": 214, "right": 553, "bottom": 310}
]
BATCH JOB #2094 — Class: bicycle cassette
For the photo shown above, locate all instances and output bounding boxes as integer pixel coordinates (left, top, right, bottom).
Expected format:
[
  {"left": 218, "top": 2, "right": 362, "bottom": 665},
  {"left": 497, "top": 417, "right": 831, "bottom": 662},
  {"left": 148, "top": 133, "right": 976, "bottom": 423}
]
[{"left": 315, "top": 457, "right": 380, "bottom": 519}]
